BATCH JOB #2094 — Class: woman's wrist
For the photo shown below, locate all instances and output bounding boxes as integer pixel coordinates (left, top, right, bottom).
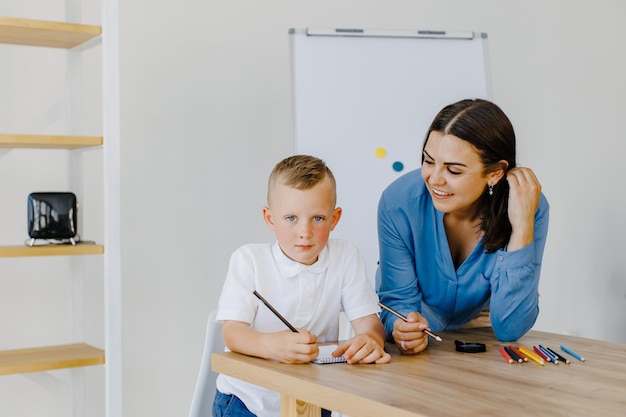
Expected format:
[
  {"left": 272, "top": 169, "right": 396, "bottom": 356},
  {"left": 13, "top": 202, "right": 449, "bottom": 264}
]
[{"left": 506, "top": 225, "right": 534, "bottom": 252}]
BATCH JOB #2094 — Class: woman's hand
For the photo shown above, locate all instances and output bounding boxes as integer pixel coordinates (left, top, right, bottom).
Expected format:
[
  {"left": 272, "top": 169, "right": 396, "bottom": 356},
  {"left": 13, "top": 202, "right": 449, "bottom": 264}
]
[
  {"left": 392, "top": 312, "right": 430, "bottom": 355},
  {"left": 506, "top": 167, "right": 541, "bottom": 251}
]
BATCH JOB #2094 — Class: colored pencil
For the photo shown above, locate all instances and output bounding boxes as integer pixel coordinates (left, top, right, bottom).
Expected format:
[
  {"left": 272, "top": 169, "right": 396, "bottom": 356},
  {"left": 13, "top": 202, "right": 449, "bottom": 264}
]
[
  {"left": 518, "top": 345, "right": 545, "bottom": 365},
  {"left": 560, "top": 345, "right": 585, "bottom": 362},
  {"left": 546, "top": 347, "right": 570, "bottom": 364},
  {"left": 508, "top": 346, "right": 528, "bottom": 362},
  {"left": 499, "top": 346, "right": 514, "bottom": 364},
  {"left": 533, "top": 345, "right": 550, "bottom": 361},
  {"left": 538, "top": 345, "right": 559, "bottom": 365},
  {"left": 504, "top": 346, "right": 523, "bottom": 363}
]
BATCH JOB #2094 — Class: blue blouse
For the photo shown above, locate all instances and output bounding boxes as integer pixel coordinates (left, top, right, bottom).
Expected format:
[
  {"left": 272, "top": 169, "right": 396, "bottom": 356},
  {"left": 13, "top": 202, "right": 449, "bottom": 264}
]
[{"left": 375, "top": 169, "right": 550, "bottom": 342}]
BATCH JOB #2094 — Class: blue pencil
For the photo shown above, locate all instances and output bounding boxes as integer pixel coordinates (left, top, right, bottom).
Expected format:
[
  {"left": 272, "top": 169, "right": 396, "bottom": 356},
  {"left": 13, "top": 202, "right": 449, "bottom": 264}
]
[
  {"left": 538, "top": 345, "right": 559, "bottom": 365},
  {"left": 546, "top": 347, "right": 570, "bottom": 364},
  {"left": 560, "top": 345, "right": 585, "bottom": 362}
]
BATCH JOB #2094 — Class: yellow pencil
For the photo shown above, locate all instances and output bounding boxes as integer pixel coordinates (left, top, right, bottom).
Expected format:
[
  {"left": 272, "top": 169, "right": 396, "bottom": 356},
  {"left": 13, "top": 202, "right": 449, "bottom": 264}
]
[{"left": 518, "top": 345, "right": 545, "bottom": 366}]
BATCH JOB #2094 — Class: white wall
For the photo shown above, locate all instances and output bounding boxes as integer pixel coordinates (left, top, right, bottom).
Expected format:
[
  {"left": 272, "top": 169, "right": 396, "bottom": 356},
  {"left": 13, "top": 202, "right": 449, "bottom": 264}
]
[
  {"left": 120, "top": 1, "right": 626, "bottom": 415},
  {"left": 2, "top": 1, "right": 625, "bottom": 416}
]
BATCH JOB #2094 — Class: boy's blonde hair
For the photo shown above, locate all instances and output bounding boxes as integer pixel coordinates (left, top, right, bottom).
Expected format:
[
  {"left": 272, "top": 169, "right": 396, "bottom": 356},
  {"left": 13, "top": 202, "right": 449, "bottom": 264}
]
[{"left": 267, "top": 155, "right": 337, "bottom": 205}]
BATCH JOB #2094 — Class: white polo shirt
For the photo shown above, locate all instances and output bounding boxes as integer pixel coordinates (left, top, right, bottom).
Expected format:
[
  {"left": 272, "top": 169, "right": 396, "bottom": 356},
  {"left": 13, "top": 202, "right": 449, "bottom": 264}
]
[{"left": 215, "top": 239, "right": 379, "bottom": 417}]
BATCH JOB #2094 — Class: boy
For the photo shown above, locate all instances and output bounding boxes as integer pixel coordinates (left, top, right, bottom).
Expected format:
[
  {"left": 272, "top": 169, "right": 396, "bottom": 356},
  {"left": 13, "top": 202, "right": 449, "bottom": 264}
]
[{"left": 213, "top": 155, "right": 390, "bottom": 417}]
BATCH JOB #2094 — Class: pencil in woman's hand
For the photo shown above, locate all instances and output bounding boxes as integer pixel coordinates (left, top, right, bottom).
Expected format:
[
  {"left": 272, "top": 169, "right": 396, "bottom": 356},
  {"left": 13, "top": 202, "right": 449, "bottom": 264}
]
[{"left": 377, "top": 301, "right": 443, "bottom": 342}]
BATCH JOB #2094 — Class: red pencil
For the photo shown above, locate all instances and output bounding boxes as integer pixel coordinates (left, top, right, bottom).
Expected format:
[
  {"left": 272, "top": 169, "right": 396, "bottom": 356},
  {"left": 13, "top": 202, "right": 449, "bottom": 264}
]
[
  {"left": 533, "top": 345, "right": 550, "bottom": 361},
  {"left": 508, "top": 346, "right": 528, "bottom": 362},
  {"left": 504, "top": 346, "right": 523, "bottom": 363},
  {"left": 499, "top": 346, "right": 514, "bottom": 364}
]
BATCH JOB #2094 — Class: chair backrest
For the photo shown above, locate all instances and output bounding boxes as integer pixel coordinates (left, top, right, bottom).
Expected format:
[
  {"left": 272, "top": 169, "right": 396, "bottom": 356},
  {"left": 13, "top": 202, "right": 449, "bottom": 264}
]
[{"left": 189, "top": 310, "right": 224, "bottom": 417}]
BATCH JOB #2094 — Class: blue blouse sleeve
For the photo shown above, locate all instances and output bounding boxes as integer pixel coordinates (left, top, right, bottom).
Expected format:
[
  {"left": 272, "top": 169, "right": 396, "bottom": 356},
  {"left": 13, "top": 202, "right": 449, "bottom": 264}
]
[
  {"left": 375, "top": 189, "right": 423, "bottom": 341},
  {"left": 488, "top": 193, "right": 550, "bottom": 341}
]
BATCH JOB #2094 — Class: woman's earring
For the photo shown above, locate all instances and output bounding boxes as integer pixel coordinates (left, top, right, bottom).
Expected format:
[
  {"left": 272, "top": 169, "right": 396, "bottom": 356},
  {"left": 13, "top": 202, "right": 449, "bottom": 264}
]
[{"left": 488, "top": 184, "right": 494, "bottom": 196}]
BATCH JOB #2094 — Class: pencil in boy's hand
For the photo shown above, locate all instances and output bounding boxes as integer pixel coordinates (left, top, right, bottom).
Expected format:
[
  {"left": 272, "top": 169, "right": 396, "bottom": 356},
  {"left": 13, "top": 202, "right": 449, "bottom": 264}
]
[
  {"left": 253, "top": 290, "right": 299, "bottom": 333},
  {"left": 377, "top": 301, "right": 443, "bottom": 342}
]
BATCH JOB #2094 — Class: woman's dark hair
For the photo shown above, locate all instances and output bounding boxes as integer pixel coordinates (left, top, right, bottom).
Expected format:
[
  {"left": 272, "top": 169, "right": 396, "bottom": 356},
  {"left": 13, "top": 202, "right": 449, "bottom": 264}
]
[{"left": 422, "top": 98, "right": 516, "bottom": 252}]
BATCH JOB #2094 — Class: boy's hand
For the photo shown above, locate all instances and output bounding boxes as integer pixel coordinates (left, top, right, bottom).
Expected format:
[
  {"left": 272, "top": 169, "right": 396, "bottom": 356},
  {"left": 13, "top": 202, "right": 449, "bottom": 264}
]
[
  {"left": 263, "top": 329, "right": 319, "bottom": 364},
  {"left": 222, "top": 320, "right": 319, "bottom": 363},
  {"left": 333, "top": 334, "right": 391, "bottom": 364}
]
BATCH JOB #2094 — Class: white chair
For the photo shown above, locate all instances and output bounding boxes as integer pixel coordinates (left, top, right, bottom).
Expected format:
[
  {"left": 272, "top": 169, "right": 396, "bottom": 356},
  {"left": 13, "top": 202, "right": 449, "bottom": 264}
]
[
  {"left": 189, "top": 311, "right": 347, "bottom": 417},
  {"left": 189, "top": 310, "right": 224, "bottom": 417}
]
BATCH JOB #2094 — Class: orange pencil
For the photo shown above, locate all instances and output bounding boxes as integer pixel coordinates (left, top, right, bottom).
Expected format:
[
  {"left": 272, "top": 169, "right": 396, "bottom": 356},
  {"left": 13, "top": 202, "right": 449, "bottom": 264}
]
[
  {"left": 499, "top": 346, "right": 514, "bottom": 364},
  {"left": 518, "top": 345, "right": 545, "bottom": 366}
]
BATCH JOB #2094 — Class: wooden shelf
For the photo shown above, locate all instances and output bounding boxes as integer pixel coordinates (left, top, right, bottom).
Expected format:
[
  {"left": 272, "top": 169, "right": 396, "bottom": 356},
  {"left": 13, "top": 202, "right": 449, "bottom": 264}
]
[
  {"left": 0, "top": 343, "right": 104, "bottom": 375},
  {"left": 0, "top": 244, "right": 104, "bottom": 258},
  {"left": 0, "top": 133, "right": 102, "bottom": 149},
  {"left": 0, "top": 16, "right": 101, "bottom": 49}
]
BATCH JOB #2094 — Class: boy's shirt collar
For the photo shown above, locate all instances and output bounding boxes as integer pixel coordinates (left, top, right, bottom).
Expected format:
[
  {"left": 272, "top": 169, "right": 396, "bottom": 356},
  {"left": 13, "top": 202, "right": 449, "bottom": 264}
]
[{"left": 272, "top": 241, "right": 329, "bottom": 278}]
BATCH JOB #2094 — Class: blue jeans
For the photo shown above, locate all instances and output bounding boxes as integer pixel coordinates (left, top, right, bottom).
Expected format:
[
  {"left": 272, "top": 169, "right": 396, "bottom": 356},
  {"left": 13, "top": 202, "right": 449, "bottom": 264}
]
[{"left": 213, "top": 390, "right": 332, "bottom": 417}]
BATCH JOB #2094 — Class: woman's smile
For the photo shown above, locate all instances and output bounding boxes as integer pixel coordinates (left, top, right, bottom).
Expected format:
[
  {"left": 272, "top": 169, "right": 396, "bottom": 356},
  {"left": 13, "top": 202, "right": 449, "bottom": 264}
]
[{"left": 431, "top": 187, "right": 452, "bottom": 198}]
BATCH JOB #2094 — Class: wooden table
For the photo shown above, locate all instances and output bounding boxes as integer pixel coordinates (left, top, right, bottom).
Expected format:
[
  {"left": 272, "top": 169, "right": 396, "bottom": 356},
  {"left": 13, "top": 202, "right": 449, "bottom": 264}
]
[{"left": 211, "top": 327, "right": 626, "bottom": 417}]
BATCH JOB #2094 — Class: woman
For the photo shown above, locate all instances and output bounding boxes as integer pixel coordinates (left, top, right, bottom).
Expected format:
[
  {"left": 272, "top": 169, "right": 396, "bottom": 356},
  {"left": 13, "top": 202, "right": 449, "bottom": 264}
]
[{"left": 376, "top": 98, "right": 549, "bottom": 354}]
